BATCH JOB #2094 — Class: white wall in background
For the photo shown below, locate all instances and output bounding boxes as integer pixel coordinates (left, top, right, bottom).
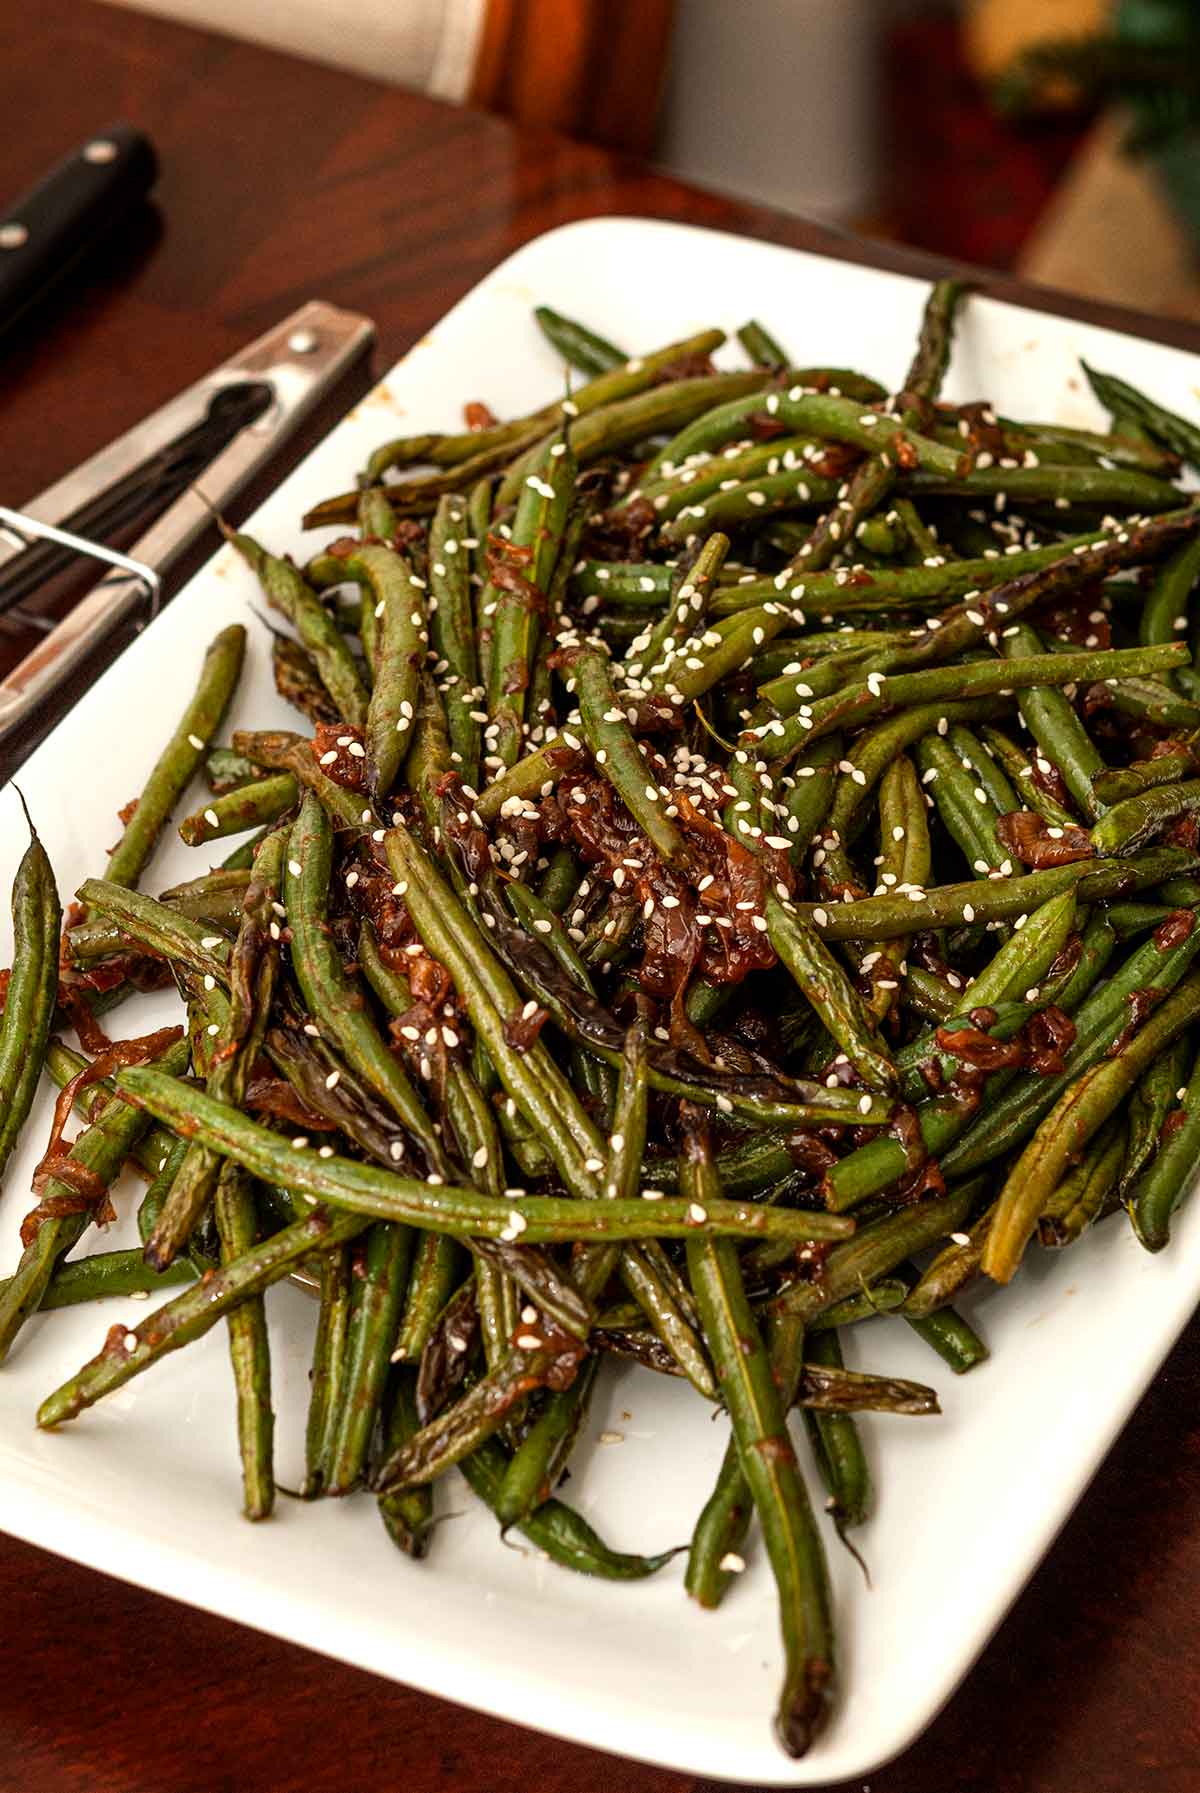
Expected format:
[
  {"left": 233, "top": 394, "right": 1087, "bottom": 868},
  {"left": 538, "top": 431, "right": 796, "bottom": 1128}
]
[
  {"left": 104, "top": 0, "right": 486, "bottom": 96},
  {"left": 656, "top": 0, "right": 886, "bottom": 219}
]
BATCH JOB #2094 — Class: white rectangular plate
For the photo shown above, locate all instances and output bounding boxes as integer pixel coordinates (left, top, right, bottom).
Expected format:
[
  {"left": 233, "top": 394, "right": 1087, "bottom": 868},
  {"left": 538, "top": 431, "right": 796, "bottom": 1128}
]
[{"left": 1, "top": 218, "right": 1199, "bottom": 1786}]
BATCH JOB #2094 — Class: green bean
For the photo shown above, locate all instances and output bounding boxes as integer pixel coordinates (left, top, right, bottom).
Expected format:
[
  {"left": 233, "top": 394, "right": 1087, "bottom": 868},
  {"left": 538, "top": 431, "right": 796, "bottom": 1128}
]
[
  {"left": 493, "top": 1354, "right": 600, "bottom": 1530},
  {"left": 231, "top": 534, "right": 368, "bottom": 727},
  {"left": 801, "top": 1331, "right": 872, "bottom": 1565},
  {"left": 1117, "top": 1038, "right": 1190, "bottom": 1201},
  {"left": 272, "top": 633, "right": 343, "bottom": 725},
  {"left": 978, "top": 724, "right": 1079, "bottom": 827},
  {"left": 0, "top": 807, "right": 61, "bottom": 1181},
  {"left": 38, "top": 1202, "right": 369, "bottom": 1427},
  {"left": 428, "top": 493, "right": 482, "bottom": 784},
  {"left": 324, "top": 1219, "right": 414, "bottom": 1494},
  {"left": 486, "top": 431, "right": 576, "bottom": 767},
  {"left": 737, "top": 319, "right": 788, "bottom": 367},
  {"left": 683, "top": 1121, "right": 834, "bottom": 1758},
  {"left": 534, "top": 305, "right": 625, "bottom": 376},
  {"left": 327, "top": 541, "right": 428, "bottom": 800},
  {"left": 808, "top": 1282, "right": 910, "bottom": 1329},
  {"left": 659, "top": 468, "right": 841, "bottom": 544},
  {"left": 857, "top": 756, "right": 929, "bottom": 1019},
  {"left": 118, "top": 1069, "right": 857, "bottom": 1247},
  {"left": 0, "top": 1034, "right": 190, "bottom": 1363},
  {"left": 392, "top": 1233, "right": 461, "bottom": 1365},
  {"left": 915, "top": 732, "right": 1010, "bottom": 875},
  {"left": 76, "top": 878, "right": 231, "bottom": 982},
  {"left": 16, "top": 1248, "right": 196, "bottom": 1310},
  {"left": 898, "top": 1281, "right": 989, "bottom": 1375},
  {"left": 1141, "top": 532, "right": 1200, "bottom": 662},
  {"left": 1081, "top": 360, "right": 1200, "bottom": 470},
  {"left": 178, "top": 774, "right": 298, "bottom": 848},
  {"left": 999, "top": 622, "right": 1106, "bottom": 820},
  {"left": 765, "top": 896, "right": 896, "bottom": 1091},
  {"left": 760, "top": 641, "right": 1185, "bottom": 764},
  {"left": 1092, "top": 778, "right": 1200, "bottom": 856},
  {"left": 144, "top": 829, "right": 285, "bottom": 1269},
  {"left": 786, "top": 844, "right": 1198, "bottom": 941},
  {"left": 460, "top": 1436, "right": 680, "bottom": 1580},
  {"left": 286, "top": 796, "right": 444, "bottom": 1168},
  {"left": 1037, "top": 1115, "right": 1126, "bottom": 1249},
  {"left": 780, "top": 282, "right": 965, "bottom": 578},
  {"left": 303, "top": 1242, "right": 354, "bottom": 1497},
  {"left": 910, "top": 461, "right": 1184, "bottom": 509},
  {"left": 942, "top": 913, "right": 1200, "bottom": 1182},
  {"left": 772, "top": 1192, "right": 974, "bottom": 1322},
  {"left": 686, "top": 1435, "right": 754, "bottom": 1608},
  {"left": 1116, "top": 672, "right": 1200, "bottom": 728},
  {"left": 566, "top": 645, "right": 684, "bottom": 860},
  {"left": 1130, "top": 1044, "right": 1200, "bottom": 1252},
  {"left": 1093, "top": 749, "right": 1200, "bottom": 806},
  {"left": 651, "top": 386, "right": 958, "bottom": 488},
  {"left": 984, "top": 972, "right": 1200, "bottom": 1281},
  {"left": 213, "top": 1161, "right": 275, "bottom": 1519},
  {"left": 498, "top": 371, "right": 766, "bottom": 510},
  {"left": 626, "top": 530, "right": 729, "bottom": 686},
  {"left": 781, "top": 735, "right": 842, "bottom": 864},
  {"left": 104, "top": 623, "right": 246, "bottom": 887},
  {"left": 376, "top": 1369, "right": 435, "bottom": 1557},
  {"left": 232, "top": 730, "right": 369, "bottom": 833}
]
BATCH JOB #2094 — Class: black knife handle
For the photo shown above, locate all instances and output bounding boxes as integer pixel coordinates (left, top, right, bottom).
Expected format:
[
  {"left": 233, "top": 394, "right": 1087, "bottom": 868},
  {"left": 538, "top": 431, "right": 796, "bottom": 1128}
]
[{"left": 0, "top": 124, "right": 158, "bottom": 340}]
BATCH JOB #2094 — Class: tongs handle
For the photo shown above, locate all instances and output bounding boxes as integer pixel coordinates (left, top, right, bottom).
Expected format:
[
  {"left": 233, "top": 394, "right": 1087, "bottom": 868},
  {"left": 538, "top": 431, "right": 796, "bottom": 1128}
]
[
  {"left": 0, "top": 125, "right": 158, "bottom": 341},
  {"left": 0, "top": 301, "right": 373, "bottom": 771}
]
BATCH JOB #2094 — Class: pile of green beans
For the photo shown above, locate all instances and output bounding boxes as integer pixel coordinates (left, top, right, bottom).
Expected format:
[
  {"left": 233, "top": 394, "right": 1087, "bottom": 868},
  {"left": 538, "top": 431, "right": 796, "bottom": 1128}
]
[{"left": 5, "top": 283, "right": 1200, "bottom": 1763}]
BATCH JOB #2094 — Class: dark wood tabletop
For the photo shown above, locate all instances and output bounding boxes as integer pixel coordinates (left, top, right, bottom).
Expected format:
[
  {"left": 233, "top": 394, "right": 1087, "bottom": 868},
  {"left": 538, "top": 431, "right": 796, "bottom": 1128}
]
[{"left": 3, "top": 5, "right": 1200, "bottom": 1790}]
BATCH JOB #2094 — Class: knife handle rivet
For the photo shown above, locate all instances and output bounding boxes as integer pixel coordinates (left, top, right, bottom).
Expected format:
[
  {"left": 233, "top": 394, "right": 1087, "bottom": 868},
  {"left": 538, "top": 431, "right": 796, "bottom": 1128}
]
[
  {"left": 0, "top": 222, "right": 28, "bottom": 250},
  {"left": 288, "top": 328, "right": 320, "bottom": 355},
  {"left": 83, "top": 139, "right": 119, "bottom": 165}
]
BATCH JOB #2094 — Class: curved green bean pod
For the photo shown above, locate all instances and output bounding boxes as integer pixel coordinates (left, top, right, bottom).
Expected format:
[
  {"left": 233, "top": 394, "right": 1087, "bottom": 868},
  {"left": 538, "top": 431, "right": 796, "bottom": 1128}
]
[
  {"left": 686, "top": 1435, "right": 754, "bottom": 1608},
  {"left": 461, "top": 1435, "right": 681, "bottom": 1580},
  {"left": 984, "top": 971, "right": 1200, "bottom": 1281},
  {"left": 231, "top": 534, "right": 368, "bottom": 727}
]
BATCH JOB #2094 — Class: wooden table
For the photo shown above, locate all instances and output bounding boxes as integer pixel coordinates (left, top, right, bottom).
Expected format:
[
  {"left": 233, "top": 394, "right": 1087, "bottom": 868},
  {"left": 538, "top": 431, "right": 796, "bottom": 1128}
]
[{"left": 2, "top": 6, "right": 1199, "bottom": 1790}]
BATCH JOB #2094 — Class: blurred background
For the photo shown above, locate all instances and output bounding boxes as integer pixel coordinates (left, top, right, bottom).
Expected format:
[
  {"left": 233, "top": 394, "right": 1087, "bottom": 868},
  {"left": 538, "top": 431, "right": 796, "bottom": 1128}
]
[{"left": 104, "top": 0, "right": 1200, "bottom": 320}]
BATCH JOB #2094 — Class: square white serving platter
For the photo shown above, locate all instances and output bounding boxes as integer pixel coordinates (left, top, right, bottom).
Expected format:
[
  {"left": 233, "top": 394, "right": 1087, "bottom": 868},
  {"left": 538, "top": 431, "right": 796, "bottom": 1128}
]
[{"left": 1, "top": 217, "right": 1199, "bottom": 1787}]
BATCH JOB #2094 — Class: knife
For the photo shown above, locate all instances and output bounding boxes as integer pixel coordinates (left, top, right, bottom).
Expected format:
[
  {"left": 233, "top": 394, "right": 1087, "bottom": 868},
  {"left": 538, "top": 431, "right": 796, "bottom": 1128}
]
[
  {"left": 0, "top": 124, "right": 158, "bottom": 340},
  {"left": 0, "top": 300, "right": 375, "bottom": 775}
]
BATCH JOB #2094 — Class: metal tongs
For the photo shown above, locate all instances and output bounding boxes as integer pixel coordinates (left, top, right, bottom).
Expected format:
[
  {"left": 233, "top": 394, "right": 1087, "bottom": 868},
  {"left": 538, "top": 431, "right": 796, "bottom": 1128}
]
[{"left": 0, "top": 300, "right": 375, "bottom": 771}]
